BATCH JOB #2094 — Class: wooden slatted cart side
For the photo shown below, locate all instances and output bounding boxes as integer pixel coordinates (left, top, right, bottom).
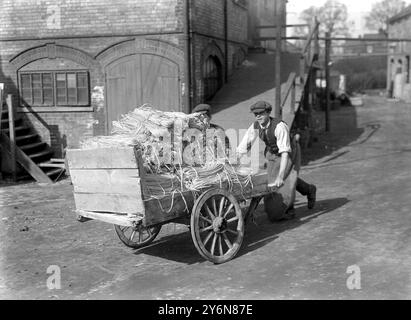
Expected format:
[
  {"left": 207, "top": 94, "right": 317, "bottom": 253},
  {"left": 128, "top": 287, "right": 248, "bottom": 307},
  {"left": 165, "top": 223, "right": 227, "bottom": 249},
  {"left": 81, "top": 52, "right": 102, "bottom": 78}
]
[
  {"left": 66, "top": 147, "right": 147, "bottom": 227},
  {"left": 65, "top": 146, "right": 195, "bottom": 228}
]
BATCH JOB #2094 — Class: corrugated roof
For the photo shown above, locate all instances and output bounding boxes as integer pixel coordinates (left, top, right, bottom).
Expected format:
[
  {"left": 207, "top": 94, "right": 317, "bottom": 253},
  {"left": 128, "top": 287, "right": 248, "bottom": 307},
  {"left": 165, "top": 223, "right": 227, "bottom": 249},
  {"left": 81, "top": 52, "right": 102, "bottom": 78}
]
[{"left": 389, "top": 4, "right": 411, "bottom": 24}]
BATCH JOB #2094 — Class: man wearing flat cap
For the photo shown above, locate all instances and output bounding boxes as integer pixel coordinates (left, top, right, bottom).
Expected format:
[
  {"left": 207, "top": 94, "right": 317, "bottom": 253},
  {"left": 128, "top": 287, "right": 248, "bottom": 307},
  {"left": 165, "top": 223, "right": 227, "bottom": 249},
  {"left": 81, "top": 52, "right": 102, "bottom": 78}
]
[
  {"left": 190, "top": 103, "right": 230, "bottom": 160},
  {"left": 237, "top": 100, "right": 316, "bottom": 219},
  {"left": 191, "top": 103, "right": 224, "bottom": 131}
]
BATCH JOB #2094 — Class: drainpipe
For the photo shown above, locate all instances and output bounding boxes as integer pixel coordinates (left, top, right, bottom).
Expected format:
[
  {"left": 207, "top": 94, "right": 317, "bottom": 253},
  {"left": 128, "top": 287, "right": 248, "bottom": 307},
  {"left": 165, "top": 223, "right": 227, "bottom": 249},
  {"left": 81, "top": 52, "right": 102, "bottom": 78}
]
[
  {"left": 184, "top": 0, "right": 192, "bottom": 112},
  {"left": 224, "top": 0, "right": 228, "bottom": 83},
  {"left": 274, "top": 0, "right": 282, "bottom": 119}
]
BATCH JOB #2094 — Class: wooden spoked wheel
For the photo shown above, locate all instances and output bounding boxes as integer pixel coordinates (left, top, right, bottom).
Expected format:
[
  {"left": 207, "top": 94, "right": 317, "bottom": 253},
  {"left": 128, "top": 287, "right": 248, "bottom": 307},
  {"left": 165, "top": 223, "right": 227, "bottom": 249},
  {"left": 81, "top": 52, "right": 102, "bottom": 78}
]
[
  {"left": 191, "top": 189, "right": 244, "bottom": 264},
  {"left": 114, "top": 224, "right": 161, "bottom": 249}
]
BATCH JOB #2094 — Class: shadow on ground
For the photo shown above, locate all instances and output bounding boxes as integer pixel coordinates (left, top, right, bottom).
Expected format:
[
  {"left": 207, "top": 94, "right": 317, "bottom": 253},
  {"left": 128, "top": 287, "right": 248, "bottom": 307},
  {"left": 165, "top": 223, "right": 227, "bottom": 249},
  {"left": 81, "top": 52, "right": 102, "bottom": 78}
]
[
  {"left": 135, "top": 197, "right": 349, "bottom": 265},
  {"left": 301, "top": 104, "right": 381, "bottom": 165}
]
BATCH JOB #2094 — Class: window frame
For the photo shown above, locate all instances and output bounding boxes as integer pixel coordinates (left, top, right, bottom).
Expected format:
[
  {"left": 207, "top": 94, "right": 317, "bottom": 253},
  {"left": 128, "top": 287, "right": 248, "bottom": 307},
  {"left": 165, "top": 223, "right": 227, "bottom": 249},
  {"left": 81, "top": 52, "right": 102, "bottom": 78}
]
[{"left": 18, "top": 70, "right": 90, "bottom": 108}]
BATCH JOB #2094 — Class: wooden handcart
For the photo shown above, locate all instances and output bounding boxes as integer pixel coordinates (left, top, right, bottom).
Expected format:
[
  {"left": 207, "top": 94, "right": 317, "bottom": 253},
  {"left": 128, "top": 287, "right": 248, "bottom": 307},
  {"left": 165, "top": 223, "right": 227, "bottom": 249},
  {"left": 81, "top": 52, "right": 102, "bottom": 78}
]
[{"left": 66, "top": 146, "right": 297, "bottom": 264}]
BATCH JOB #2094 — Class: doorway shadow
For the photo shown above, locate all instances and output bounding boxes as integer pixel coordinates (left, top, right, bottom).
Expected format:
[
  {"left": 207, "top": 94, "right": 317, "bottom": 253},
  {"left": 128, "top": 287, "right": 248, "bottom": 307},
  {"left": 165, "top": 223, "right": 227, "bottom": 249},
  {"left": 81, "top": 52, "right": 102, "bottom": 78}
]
[{"left": 134, "top": 197, "right": 349, "bottom": 265}]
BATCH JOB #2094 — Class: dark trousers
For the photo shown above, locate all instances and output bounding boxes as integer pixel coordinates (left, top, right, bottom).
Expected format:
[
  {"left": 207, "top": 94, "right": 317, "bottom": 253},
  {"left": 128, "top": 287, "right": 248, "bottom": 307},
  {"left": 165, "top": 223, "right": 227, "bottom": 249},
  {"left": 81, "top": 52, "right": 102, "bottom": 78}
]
[{"left": 296, "top": 177, "right": 311, "bottom": 196}]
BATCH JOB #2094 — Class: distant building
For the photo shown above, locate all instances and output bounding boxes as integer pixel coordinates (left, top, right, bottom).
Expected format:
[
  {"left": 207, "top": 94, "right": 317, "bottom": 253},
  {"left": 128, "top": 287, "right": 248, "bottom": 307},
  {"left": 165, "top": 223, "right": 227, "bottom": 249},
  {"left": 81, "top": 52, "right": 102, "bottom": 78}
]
[
  {"left": 248, "top": 0, "right": 287, "bottom": 51},
  {"left": 342, "top": 30, "right": 387, "bottom": 55},
  {"left": 387, "top": 5, "right": 411, "bottom": 101}
]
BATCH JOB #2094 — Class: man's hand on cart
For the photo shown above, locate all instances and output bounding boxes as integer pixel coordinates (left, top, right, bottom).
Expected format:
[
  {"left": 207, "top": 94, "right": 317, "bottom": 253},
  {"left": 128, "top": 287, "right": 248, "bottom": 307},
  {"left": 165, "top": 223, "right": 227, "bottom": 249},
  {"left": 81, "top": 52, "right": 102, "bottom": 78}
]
[{"left": 267, "top": 176, "right": 284, "bottom": 191}]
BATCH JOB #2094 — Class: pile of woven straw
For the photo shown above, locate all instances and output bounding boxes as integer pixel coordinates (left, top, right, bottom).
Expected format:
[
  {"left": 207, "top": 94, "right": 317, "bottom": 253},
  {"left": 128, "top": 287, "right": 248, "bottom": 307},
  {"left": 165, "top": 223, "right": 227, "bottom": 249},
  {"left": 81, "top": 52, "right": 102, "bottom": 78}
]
[
  {"left": 80, "top": 104, "right": 206, "bottom": 172},
  {"left": 80, "top": 104, "right": 253, "bottom": 202}
]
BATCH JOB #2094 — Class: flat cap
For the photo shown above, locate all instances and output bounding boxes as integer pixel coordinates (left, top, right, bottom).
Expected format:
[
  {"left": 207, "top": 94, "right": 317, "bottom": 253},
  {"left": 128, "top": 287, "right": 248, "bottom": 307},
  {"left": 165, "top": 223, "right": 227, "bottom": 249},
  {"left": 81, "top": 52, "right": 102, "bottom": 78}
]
[
  {"left": 250, "top": 101, "right": 272, "bottom": 113},
  {"left": 192, "top": 104, "right": 211, "bottom": 114}
]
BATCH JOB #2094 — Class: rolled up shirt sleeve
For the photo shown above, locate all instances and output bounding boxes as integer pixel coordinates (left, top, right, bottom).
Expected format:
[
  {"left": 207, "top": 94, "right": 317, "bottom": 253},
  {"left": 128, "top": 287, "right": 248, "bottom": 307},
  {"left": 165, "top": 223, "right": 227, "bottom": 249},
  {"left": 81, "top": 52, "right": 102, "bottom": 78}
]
[
  {"left": 274, "top": 122, "right": 292, "bottom": 154},
  {"left": 237, "top": 124, "right": 258, "bottom": 155}
]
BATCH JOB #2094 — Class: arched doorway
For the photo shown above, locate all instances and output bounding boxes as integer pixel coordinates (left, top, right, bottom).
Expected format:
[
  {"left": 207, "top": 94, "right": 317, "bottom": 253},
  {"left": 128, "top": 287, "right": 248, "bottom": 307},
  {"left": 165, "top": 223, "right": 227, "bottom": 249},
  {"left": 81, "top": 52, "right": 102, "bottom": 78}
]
[
  {"left": 105, "top": 54, "right": 180, "bottom": 132},
  {"left": 203, "top": 55, "right": 223, "bottom": 101}
]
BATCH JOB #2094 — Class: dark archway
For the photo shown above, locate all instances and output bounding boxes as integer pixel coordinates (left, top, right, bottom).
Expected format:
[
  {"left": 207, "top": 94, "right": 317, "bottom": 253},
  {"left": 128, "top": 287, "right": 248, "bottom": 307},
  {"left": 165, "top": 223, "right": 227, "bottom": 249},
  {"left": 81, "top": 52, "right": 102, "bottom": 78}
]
[{"left": 203, "top": 55, "right": 223, "bottom": 102}]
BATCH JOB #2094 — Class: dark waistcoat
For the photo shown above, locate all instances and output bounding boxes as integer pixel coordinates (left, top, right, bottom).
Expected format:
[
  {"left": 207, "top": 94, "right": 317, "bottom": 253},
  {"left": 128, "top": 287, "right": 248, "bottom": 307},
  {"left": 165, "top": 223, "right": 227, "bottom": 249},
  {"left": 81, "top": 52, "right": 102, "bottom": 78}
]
[{"left": 253, "top": 117, "right": 282, "bottom": 156}]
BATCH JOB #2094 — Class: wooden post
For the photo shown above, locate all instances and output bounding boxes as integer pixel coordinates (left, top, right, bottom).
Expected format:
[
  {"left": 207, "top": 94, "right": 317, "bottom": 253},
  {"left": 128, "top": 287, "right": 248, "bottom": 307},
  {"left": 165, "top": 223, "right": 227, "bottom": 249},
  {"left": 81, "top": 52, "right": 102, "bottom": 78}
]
[
  {"left": 325, "top": 32, "right": 331, "bottom": 132},
  {"left": 0, "top": 84, "right": 3, "bottom": 180},
  {"left": 275, "top": 0, "right": 282, "bottom": 119},
  {"left": 0, "top": 83, "right": 4, "bottom": 132},
  {"left": 314, "top": 18, "right": 320, "bottom": 57},
  {"left": 184, "top": 0, "right": 192, "bottom": 112},
  {"left": 290, "top": 78, "right": 296, "bottom": 114},
  {"left": 6, "top": 94, "right": 17, "bottom": 181}
]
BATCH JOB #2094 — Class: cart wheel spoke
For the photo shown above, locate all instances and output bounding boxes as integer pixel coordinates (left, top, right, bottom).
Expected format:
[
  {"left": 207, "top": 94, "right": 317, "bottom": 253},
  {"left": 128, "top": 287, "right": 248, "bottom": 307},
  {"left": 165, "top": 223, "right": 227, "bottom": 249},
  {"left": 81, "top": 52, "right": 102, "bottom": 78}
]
[
  {"left": 210, "top": 233, "right": 217, "bottom": 255},
  {"left": 218, "top": 235, "right": 223, "bottom": 256},
  {"left": 218, "top": 197, "right": 226, "bottom": 217},
  {"left": 212, "top": 197, "right": 218, "bottom": 217},
  {"left": 130, "top": 230, "right": 136, "bottom": 241},
  {"left": 199, "top": 215, "right": 213, "bottom": 225},
  {"left": 200, "top": 225, "right": 214, "bottom": 233},
  {"left": 203, "top": 231, "right": 214, "bottom": 246},
  {"left": 204, "top": 203, "right": 216, "bottom": 220},
  {"left": 222, "top": 233, "right": 233, "bottom": 249},
  {"left": 223, "top": 203, "right": 234, "bottom": 218},
  {"left": 227, "top": 217, "right": 239, "bottom": 223},
  {"left": 226, "top": 228, "right": 238, "bottom": 236}
]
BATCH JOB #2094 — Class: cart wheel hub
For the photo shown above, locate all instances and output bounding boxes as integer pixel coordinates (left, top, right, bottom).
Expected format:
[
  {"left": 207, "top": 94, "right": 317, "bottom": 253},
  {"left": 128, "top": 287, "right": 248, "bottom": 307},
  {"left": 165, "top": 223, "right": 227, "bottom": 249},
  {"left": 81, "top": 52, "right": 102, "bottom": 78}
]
[{"left": 213, "top": 217, "right": 227, "bottom": 233}]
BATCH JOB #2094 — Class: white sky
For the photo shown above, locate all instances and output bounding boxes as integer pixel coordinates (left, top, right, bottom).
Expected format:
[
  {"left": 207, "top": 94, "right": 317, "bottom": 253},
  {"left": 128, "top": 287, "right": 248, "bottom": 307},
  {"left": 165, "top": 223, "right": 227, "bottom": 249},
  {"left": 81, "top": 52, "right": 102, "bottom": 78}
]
[{"left": 287, "top": 0, "right": 411, "bottom": 35}]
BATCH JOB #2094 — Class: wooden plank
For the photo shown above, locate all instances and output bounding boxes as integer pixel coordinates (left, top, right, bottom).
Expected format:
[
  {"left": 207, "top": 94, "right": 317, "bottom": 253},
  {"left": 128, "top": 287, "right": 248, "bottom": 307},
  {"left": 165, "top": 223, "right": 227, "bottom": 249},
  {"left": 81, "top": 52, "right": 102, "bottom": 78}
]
[
  {"left": 70, "top": 168, "right": 142, "bottom": 194},
  {"left": 6, "top": 95, "right": 16, "bottom": 181},
  {"left": 0, "top": 83, "right": 4, "bottom": 132},
  {"left": 76, "top": 210, "right": 141, "bottom": 227},
  {"left": 0, "top": 132, "right": 52, "bottom": 183},
  {"left": 74, "top": 192, "right": 144, "bottom": 214},
  {"left": 143, "top": 192, "right": 195, "bottom": 226},
  {"left": 66, "top": 147, "right": 138, "bottom": 169}
]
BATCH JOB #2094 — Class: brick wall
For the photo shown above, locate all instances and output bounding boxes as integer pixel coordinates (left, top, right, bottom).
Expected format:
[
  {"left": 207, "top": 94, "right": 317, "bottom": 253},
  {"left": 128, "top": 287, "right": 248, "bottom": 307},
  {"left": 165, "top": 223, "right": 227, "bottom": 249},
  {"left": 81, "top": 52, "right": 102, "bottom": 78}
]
[
  {"left": 388, "top": 18, "right": 411, "bottom": 100},
  {"left": 190, "top": 0, "right": 248, "bottom": 104},
  {"left": 192, "top": 0, "right": 247, "bottom": 43},
  {"left": 0, "top": 0, "right": 249, "bottom": 159},
  {"left": 0, "top": 0, "right": 182, "bottom": 38}
]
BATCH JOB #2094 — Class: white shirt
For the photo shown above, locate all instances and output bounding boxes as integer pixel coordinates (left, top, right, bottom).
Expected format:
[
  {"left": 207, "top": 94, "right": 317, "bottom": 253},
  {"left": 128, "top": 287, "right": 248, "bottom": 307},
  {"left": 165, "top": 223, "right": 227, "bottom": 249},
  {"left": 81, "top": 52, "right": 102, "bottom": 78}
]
[{"left": 237, "top": 120, "right": 292, "bottom": 155}]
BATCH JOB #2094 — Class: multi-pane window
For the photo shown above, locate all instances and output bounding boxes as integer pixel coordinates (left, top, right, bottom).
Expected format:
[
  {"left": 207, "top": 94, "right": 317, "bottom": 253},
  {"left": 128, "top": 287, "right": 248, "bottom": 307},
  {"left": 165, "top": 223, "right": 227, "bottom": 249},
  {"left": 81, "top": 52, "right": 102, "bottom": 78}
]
[{"left": 19, "top": 71, "right": 89, "bottom": 106}]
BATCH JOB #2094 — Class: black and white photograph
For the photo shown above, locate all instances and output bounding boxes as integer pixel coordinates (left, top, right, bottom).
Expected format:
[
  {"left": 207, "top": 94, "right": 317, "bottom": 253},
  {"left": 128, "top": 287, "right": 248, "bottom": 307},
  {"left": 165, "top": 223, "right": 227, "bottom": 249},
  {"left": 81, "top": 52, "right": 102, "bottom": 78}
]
[{"left": 0, "top": 0, "right": 410, "bottom": 303}]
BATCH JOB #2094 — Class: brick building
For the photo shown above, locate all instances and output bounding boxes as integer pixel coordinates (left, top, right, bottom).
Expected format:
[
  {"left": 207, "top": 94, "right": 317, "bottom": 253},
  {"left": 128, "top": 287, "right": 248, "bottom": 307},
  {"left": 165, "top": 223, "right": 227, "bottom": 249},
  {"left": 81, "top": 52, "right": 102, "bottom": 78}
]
[
  {"left": 387, "top": 5, "right": 411, "bottom": 101},
  {"left": 0, "top": 0, "right": 248, "bottom": 158},
  {"left": 248, "top": 0, "right": 286, "bottom": 51},
  {"left": 343, "top": 31, "right": 387, "bottom": 55}
]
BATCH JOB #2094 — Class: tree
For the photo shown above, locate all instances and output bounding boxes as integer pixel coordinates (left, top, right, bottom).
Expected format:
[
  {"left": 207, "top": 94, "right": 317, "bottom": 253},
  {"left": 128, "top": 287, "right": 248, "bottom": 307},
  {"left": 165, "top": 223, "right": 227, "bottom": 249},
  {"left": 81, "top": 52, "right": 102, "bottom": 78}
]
[
  {"left": 294, "top": 0, "right": 351, "bottom": 38},
  {"left": 365, "top": 0, "right": 406, "bottom": 34}
]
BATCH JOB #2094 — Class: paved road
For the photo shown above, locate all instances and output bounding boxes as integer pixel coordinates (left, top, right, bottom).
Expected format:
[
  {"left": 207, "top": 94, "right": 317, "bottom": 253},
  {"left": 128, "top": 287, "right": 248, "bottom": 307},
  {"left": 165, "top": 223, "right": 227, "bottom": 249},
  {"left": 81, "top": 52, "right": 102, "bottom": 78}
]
[{"left": 1, "top": 95, "right": 410, "bottom": 299}]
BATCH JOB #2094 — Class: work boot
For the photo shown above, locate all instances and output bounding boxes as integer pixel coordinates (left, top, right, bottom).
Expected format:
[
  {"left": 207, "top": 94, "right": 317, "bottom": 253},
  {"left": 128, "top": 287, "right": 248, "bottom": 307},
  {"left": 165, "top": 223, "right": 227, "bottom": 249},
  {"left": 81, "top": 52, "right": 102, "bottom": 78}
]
[
  {"left": 307, "top": 185, "right": 317, "bottom": 210},
  {"left": 281, "top": 207, "right": 296, "bottom": 221}
]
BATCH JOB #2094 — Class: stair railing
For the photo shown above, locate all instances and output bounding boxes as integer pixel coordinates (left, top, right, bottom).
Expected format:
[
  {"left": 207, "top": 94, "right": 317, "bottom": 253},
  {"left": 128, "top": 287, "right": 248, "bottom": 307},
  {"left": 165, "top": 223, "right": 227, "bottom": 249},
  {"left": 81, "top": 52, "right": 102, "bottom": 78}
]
[
  {"left": 0, "top": 83, "right": 4, "bottom": 132},
  {"left": 6, "top": 94, "right": 17, "bottom": 180},
  {"left": 300, "top": 17, "right": 320, "bottom": 79}
]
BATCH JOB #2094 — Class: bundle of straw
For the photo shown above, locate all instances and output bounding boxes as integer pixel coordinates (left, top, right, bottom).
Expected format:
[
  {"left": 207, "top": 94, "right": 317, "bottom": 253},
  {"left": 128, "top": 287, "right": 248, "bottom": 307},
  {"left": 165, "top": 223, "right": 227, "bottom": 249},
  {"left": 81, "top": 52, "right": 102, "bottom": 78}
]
[{"left": 80, "top": 105, "right": 253, "bottom": 210}]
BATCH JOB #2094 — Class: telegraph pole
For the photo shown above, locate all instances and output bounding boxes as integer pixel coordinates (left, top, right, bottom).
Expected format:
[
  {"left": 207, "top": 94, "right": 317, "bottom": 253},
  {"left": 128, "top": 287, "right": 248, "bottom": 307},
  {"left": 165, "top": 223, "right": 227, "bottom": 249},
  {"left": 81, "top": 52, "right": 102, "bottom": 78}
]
[
  {"left": 325, "top": 32, "right": 331, "bottom": 132},
  {"left": 275, "top": 0, "right": 282, "bottom": 119}
]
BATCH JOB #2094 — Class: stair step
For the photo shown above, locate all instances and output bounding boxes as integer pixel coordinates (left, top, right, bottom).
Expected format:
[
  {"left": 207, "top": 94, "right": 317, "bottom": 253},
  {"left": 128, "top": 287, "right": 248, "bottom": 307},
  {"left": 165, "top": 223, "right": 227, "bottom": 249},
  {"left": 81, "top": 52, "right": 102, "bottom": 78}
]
[
  {"left": 38, "top": 161, "right": 65, "bottom": 168},
  {"left": 19, "top": 141, "right": 47, "bottom": 151},
  {"left": 16, "top": 133, "right": 38, "bottom": 143},
  {"left": 1, "top": 118, "right": 23, "bottom": 127},
  {"left": 44, "top": 167, "right": 65, "bottom": 177},
  {"left": 2, "top": 125, "right": 30, "bottom": 134},
  {"left": 28, "top": 149, "right": 53, "bottom": 160}
]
